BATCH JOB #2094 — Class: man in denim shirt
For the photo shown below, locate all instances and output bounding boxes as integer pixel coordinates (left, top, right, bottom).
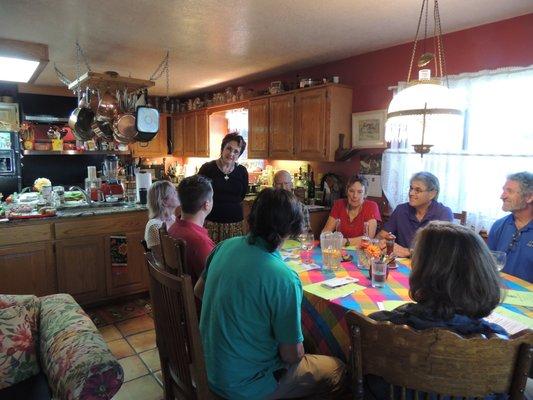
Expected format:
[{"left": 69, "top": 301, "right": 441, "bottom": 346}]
[{"left": 488, "top": 171, "right": 532, "bottom": 283}]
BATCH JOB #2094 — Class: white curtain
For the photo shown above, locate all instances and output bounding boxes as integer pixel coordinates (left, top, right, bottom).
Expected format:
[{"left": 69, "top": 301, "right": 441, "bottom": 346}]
[{"left": 382, "top": 66, "right": 533, "bottom": 231}]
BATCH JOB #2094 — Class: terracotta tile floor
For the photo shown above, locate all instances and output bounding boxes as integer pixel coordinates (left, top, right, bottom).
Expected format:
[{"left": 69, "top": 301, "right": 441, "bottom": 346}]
[{"left": 85, "top": 297, "right": 164, "bottom": 400}]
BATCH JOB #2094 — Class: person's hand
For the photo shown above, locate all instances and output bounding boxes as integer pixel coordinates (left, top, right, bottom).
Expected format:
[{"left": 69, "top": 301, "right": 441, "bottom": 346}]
[
  {"left": 393, "top": 243, "right": 411, "bottom": 258},
  {"left": 378, "top": 239, "right": 387, "bottom": 250}
]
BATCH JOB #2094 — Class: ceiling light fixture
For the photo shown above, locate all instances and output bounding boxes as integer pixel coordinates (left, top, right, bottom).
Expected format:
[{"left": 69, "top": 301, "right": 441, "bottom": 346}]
[
  {"left": 0, "top": 38, "right": 49, "bottom": 83},
  {"left": 385, "top": 0, "right": 463, "bottom": 156}
]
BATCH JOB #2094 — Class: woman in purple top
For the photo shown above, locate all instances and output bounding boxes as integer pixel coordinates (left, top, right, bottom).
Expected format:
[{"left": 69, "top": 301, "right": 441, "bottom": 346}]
[{"left": 378, "top": 171, "right": 453, "bottom": 257}]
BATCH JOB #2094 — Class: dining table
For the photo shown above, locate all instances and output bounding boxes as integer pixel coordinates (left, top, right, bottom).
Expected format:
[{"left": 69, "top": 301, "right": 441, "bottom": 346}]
[{"left": 281, "top": 240, "right": 533, "bottom": 362}]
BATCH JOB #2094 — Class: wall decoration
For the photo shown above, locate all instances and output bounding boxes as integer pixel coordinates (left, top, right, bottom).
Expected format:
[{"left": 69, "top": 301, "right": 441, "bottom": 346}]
[{"left": 352, "top": 110, "right": 387, "bottom": 148}]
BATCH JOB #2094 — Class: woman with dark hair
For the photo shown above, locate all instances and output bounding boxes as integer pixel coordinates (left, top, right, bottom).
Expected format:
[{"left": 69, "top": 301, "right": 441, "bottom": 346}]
[
  {"left": 371, "top": 221, "right": 505, "bottom": 334},
  {"left": 322, "top": 174, "right": 381, "bottom": 246},
  {"left": 197, "top": 188, "right": 345, "bottom": 400},
  {"left": 198, "top": 132, "right": 249, "bottom": 242}
]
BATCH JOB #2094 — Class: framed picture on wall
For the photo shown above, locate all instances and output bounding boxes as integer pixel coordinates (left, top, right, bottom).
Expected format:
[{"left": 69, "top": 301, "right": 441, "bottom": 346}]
[{"left": 351, "top": 110, "right": 387, "bottom": 148}]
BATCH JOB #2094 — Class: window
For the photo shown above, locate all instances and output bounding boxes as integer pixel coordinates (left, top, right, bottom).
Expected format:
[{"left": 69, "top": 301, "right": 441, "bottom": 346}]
[{"left": 382, "top": 66, "right": 533, "bottom": 231}]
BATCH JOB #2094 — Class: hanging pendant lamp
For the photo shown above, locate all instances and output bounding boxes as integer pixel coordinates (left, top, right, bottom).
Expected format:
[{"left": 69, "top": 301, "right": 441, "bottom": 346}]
[{"left": 385, "top": 0, "right": 463, "bottom": 156}]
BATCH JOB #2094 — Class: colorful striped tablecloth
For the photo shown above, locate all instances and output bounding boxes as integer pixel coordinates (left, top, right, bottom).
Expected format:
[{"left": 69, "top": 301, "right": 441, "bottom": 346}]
[{"left": 283, "top": 244, "right": 533, "bottom": 361}]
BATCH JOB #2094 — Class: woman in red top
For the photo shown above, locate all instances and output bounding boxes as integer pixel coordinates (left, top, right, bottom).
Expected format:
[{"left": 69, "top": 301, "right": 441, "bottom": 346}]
[{"left": 322, "top": 174, "right": 381, "bottom": 246}]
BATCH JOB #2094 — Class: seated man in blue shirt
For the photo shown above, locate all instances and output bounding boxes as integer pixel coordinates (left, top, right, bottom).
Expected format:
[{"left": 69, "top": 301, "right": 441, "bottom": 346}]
[
  {"left": 197, "top": 188, "right": 345, "bottom": 400},
  {"left": 488, "top": 171, "right": 532, "bottom": 283},
  {"left": 378, "top": 171, "right": 453, "bottom": 257}
]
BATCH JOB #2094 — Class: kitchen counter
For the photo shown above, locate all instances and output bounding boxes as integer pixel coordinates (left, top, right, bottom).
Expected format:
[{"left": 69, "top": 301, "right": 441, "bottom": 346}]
[{"left": 1, "top": 203, "right": 147, "bottom": 225}]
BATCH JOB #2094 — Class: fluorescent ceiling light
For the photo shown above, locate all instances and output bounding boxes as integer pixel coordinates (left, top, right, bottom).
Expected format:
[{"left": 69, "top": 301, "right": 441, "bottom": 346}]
[
  {"left": 0, "top": 38, "right": 49, "bottom": 83},
  {"left": 0, "top": 56, "right": 40, "bottom": 83}
]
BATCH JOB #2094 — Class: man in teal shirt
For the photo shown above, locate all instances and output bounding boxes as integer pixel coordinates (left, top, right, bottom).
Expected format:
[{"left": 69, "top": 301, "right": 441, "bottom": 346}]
[{"left": 198, "top": 188, "right": 345, "bottom": 399}]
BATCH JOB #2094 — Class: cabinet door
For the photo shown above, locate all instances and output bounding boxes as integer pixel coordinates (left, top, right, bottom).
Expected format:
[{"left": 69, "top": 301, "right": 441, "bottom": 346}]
[
  {"left": 0, "top": 242, "right": 56, "bottom": 296},
  {"left": 183, "top": 113, "right": 196, "bottom": 156},
  {"left": 131, "top": 114, "right": 168, "bottom": 157},
  {"left": 171, "top": 115, "right": 184, "bottom": 156},
  {"left": 105, "top": 231, "right": 148, "bottom": 297},
  {"left": 269, "top": 94, "right": 294, "bottom": 159},
  {"left": 294, "top": 88, "right": 327, "bottom": 160},
  {"left": 195, "top": 111, "right": 209, "bottom": 157},
  {"left": 248, "top": 98, "right": 269, "bottom": 158},
  {"left": 56, "top": 236, "right": 107, "bottom": 304}
]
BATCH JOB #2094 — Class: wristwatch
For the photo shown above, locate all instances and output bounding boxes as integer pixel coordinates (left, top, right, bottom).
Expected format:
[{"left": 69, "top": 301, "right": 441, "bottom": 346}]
[{"left": 345, "top": 238, "right": 350, "bottom": 247}]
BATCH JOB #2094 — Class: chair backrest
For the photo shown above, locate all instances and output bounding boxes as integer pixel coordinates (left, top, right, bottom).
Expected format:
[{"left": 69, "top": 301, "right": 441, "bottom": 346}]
[
  {"left": 145, "top": 252, "right": 212, "bottom": 400},
  {"left": 453, "top": 210, "right": 467, "bottom": 226},
  {"left": 141, "top": 239, "right": 150, "bottom": 253},
  {"left": 159, "top": 223, "right": 188, "bottom": 275},
  {"left": 346, "top": 311, "right": 533, "bottom": 400}
]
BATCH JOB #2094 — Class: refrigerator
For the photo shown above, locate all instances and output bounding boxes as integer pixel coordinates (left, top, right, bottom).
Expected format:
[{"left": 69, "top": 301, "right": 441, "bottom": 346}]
[{"left": 0, "top": 131, "right": 22, "bottom": 197}]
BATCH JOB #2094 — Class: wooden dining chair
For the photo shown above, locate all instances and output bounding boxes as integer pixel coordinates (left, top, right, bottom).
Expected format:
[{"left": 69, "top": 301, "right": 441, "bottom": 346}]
[
  {"left": 453, "top": 210, "right": 467, "bottom": 226},
  {"left": 145, "top": 252, "right": 221, "bottom": 400},
  {"left": 345, "top": 311, "right": 533, "bottom": 400},
  {"left": 158, "top": 223, "right": 189, "bottom": 275}
]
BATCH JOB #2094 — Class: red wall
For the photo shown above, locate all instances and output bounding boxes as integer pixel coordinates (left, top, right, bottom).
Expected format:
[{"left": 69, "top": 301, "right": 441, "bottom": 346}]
[
  {"left": 188, "top": 14, "right": 533, "bottom": 187},
  {"left": 237, "top": 13, "right": 533, "bottom": 114}
]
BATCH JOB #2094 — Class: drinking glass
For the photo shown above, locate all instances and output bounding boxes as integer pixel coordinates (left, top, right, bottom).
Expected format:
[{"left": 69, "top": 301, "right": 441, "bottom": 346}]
[
  {"left": 320, "top": 231, "right": 343, "bottom": 271},
  {"left": 371, "top": 259, "right": 387, "bottom": 288},
  {"left": 490, "top": 250, "right": 506, "bottom": 272},
  {"left": 298, "top": 232, "right": 315, "bottom": 264}
]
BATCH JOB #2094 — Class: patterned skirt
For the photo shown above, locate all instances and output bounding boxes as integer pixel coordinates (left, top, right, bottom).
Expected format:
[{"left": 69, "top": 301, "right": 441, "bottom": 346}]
[{"left": 205, "top": 220, "right": 244, "bottom": 243}]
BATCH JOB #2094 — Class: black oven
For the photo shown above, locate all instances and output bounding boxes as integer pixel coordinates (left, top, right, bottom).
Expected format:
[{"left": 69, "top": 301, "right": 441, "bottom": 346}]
[{"left": 0, "top": 131, "right": 22, "bottom": 197}]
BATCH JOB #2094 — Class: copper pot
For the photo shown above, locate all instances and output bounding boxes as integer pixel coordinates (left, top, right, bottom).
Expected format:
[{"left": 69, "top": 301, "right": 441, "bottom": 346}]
[{"left": 97, "top": 90, "right": 119, "bottom": 122}]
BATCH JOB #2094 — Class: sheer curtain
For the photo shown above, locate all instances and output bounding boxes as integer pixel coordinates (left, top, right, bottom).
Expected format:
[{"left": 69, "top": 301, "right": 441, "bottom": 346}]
[{"left": 382, "top": 66, "right": 533, "bottom": 231}]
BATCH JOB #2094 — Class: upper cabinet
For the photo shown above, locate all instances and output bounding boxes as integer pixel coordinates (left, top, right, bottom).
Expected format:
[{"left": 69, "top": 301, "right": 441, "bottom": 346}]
[
  {"left": 172, "top": 83, "right": 352, "bottom": 161},
  {"left": 131, "top": 113, "right": 168, "bottom": 157},
  {"left": 269, "top": 94, "right": 294, "bottom": 160},
  {"left": 254, "top": 84, "right": 352, "bottom": 161},
  {"left": 248, "top": 98, "right": 269, "bottom": 159},
  {"left": 180, "top": 110, "right": 209, "bottom": 157},
  {"left": 269, "top": 84, "right": 352, "bottom": 161},
  {"left": 294, "top": 87, "right": 327, "bottom": 160}
]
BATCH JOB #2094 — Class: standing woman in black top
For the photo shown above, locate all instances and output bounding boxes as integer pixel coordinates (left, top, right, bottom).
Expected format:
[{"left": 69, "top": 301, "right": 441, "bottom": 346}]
[{"left": 198, "top": 133, "right": 249, "bottom": 243}]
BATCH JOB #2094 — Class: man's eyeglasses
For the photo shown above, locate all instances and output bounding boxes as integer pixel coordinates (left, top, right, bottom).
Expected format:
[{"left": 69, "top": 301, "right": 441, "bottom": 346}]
[
  {"left": 506, "top": 230, "right": 522, "bottom": 253},
  {"left": 409, "top": 186, "right": 431, "bottom": 194}
]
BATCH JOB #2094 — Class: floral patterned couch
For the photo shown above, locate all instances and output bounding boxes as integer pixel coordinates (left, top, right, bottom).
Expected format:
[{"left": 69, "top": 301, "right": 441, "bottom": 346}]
[{"left": 0, "top": 293, "right": 123, "bottom": 400}]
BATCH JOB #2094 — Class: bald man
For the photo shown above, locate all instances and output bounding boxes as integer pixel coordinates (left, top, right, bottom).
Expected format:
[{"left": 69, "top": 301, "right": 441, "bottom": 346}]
[{"left": 273, "top": 170, "right": 311, "bottom": 231}]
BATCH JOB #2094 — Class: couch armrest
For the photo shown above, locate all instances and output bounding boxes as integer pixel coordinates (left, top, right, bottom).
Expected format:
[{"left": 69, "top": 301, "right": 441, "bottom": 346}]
[{"left": 38, "top": 294, "right": 124, "bottom": 400}]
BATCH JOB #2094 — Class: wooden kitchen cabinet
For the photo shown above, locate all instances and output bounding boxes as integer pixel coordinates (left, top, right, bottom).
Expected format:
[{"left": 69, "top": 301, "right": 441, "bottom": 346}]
[
  {"left": 294, "top": 88, "right": 327, "bottom": 160},
  {"left": 182, "top": 110, "right": 209, "bottom": 157},
  {"left": 0, "top": 242, "right": 56, "bottom": 296},
  {"left": 195, "top": 110, "right": 209, "bottom": 157},
  {"left": 131, "top": 113, "right": 168, "bottom": 157},
  {"left": 248, "top": 98, "right": 270, "bottom": 159},
  {"left": 171, "top": 114, "right": 184, "bottom": 156},
  {"left": 269, "top": 93, "right": 294, "bottom": 160},
  {"left": 56, "top": 236, "right": 107, "bottom": 304},
  {"left": 105, "top": 231, "right": 148, "bottom": 297}
]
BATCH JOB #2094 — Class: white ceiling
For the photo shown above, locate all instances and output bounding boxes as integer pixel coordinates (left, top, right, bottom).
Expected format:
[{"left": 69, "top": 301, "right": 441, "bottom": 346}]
[{"left": 0, "top": 0, "right": 531, "bottom": 96}]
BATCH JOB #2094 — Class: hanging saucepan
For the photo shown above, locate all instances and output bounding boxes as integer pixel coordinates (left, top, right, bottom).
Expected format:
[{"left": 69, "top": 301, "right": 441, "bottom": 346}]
[
  {"left": 91, "top": 117, "right": 115, "bottom": 140},
  {"left": 97, "top": 89, "right": 119, "bottom": 122},
  {"left": 111, "top": 88, "right": 137, "bottom": 144},
  {"left": 134, "top": 90, "right": 159, "bottom": 142},
  {"left": 69, "top": 88, "right": 95, "bottom": 141}
]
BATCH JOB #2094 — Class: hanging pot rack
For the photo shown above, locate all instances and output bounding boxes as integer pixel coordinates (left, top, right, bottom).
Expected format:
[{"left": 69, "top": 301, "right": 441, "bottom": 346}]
[{"left": 67, "top": 71, "right": 155, "bottom": 92}]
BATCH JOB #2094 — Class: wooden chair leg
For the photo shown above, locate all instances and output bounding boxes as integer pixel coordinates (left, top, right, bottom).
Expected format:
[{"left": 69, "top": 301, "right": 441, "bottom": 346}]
[{"left": 160, "top": 356, "right": 174, "bottom": 400}]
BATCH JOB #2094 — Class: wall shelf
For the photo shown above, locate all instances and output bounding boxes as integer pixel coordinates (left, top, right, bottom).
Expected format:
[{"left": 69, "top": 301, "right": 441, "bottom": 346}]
[{"left": 23, "top": 150, "right": 131, "bottom": 156}]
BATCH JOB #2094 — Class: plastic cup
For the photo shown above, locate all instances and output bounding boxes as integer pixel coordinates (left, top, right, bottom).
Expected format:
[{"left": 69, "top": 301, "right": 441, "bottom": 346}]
[{"left": 371, "top": 259, "right": 387, "bottom": 288}]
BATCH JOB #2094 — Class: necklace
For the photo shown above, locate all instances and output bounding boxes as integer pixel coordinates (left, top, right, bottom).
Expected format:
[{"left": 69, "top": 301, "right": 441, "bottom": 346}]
[{"left": 216, "top": 159, "right": 235, "bottom": 181}]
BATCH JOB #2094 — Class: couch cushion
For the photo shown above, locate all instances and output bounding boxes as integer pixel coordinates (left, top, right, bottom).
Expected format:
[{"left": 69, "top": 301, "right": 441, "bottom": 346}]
[
  {"left": 0, "top": 372, "right": 51, "bottom": 400},
  {"left": 0, "top": 305, "right": 41, "bottom": 389},
  {"left": 0, "top": 295, "right": 40, "bottom": 342}
]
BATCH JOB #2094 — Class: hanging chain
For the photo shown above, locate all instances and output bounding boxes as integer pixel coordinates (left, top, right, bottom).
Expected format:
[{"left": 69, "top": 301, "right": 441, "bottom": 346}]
[
  {"left": 149, "top": 51, "right": 170, "bottom": 99},
  {"left": 407, "top": 0, "right": 427, "bottom": 82},
  {"left": 76, "top": 42, "right": 92, "bottom": 72},
  {"left": 434, "top": 0, "right": 448, "bottom": 85},
  {"left": 54, "top": 63, "right": 72, "bottom": 86}
]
